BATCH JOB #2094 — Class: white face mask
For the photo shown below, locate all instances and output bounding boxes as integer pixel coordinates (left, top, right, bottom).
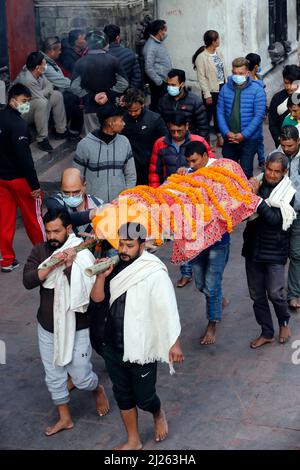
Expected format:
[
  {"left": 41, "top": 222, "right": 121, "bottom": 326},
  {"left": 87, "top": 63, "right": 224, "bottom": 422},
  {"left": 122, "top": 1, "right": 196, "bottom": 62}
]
[{"left": 16, "top": 102, "right": 30, "bottom": 114}]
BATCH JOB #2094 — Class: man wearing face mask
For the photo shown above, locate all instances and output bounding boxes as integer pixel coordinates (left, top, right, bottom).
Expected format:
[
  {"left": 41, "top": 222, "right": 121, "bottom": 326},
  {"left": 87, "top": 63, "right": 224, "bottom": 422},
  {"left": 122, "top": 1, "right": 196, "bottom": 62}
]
[
  {"left": 46, "top": 168, "right": 103, "bottom": 237},
  {"left": 14, "top": 51, "right": 67, "bottom": 152},
  {"left": 217, "top": 57, "right": 266, "bottom": 178},
  {"left": 0, "top": 84, "right": 45, "bottom": 272},
  {"left": 158, "top": 68, "right": 209, "bottom": 141},
  {"left": 143, "top": 19, "right": 172, "bottom": 112}
]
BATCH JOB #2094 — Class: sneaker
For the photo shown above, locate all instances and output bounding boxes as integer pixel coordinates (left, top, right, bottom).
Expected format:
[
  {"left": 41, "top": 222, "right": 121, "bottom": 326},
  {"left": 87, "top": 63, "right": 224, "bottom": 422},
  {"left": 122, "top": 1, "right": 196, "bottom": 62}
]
[
  {"left": 37, "top": 138, "right": 53, "bottom": 153},
  {"left": 1, "top": 259, "right": 20, "bottom": 273}
]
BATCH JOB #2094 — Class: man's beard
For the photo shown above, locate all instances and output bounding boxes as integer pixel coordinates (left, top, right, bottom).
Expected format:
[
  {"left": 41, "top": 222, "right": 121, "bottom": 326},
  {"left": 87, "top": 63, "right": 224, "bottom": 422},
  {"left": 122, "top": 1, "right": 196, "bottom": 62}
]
[
  {"left": 119, "top": 251, "right": 140, "bottom": 267},
  {"left": 47, "top": 234, "right": 68, "bottom": 251}
]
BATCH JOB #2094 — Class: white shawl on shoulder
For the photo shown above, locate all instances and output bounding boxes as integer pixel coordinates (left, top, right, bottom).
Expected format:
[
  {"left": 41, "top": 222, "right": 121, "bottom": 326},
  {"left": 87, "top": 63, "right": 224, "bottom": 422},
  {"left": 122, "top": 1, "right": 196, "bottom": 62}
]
[
  {"left": 39, "top": 234, "right": 95, "bottom": 366},
  {"left": 109, "top": 251, "right": 181, "bottom": 373}
]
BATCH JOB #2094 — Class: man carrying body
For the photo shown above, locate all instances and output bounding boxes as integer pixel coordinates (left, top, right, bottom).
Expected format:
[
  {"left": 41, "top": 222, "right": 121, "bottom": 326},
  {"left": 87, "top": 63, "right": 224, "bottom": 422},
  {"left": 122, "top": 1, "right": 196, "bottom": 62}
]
[
  {"left": 275, "top": 125, "right": 300, "bottom": 309},
  {"left": 23, "top": 209, "right": 109, "bottom": 436},
  {"left": 89, "top": 222, "right": 184, "bottom": 450},
  {"left": 177, "top": 141, "right": 230, "bottom": 345},
  {"left": 46, "top": 168, "right": 103, "bottom": 237},
  {"left": 243, "top": 153, "right": 294, "bottom": 348}
]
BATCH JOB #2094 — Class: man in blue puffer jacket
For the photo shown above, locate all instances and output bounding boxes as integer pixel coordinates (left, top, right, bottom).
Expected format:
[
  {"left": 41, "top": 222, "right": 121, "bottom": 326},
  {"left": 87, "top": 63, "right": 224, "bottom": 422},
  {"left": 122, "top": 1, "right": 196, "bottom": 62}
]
[{"left": 217, "top": 57, "right": 266, "bottom": 178}]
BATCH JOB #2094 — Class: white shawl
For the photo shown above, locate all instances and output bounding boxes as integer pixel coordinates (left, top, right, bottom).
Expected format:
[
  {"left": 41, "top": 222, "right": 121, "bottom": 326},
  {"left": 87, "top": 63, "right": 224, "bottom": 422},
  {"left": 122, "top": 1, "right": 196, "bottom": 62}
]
[
  {"left": 38, "top": 234, "right": 95, "bottom": 366},
  {"left": 109, "top": 251, "right": 181, "bottom": 373},
  {"left": 252, "top": 173, "right": 296, "bottom": 230}
]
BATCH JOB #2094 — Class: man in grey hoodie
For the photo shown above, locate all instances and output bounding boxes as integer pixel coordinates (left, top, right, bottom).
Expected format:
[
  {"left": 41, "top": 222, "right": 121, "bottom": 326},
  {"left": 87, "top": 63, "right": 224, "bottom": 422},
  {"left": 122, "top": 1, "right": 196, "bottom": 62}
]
[{"left": 73, "top": 103, "right": 136, "bottom": 202}]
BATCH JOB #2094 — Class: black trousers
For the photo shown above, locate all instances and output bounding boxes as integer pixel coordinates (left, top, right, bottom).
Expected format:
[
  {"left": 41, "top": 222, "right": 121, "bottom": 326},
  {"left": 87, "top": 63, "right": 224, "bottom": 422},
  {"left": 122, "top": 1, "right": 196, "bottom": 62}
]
[
  {"left": 63, "top": 90, "right": 83, "bottom": 133},
  {"left": 245, "top": 259, "right": 290, "bottom": 338},
  {"left": 148, "top": 78, "right": 167, "bottom": 112},
  {"left": 203, "top": 92, "right": 220, "bottom": 134},
  {"left": 135, "top": 160, "right": 150, "bottom": 186},
  {"left": 101, "top": 344, "right": 161, "bottom": 412}
]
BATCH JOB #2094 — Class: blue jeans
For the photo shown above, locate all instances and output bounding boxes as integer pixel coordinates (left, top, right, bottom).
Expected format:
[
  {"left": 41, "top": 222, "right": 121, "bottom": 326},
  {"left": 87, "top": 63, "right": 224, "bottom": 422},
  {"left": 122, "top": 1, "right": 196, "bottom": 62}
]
[
  {"left": 191, "top": 242, "right": 230, "bottom": 322},
  {"left": 180, "top": 261, "right": 193, "bottom": 278},
  {"left": 257, "top": 139, "right": 265, "bottom": 164},
  {"left": 222, "top": 139, "right": 259, "bottom": 178}
]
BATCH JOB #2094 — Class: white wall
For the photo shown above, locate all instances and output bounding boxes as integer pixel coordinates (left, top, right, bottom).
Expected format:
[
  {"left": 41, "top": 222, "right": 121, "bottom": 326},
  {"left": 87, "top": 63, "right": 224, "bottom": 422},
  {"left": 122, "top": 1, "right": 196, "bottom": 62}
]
[{"left": 158, "top": 0, "right": 297, "bottom": 89}]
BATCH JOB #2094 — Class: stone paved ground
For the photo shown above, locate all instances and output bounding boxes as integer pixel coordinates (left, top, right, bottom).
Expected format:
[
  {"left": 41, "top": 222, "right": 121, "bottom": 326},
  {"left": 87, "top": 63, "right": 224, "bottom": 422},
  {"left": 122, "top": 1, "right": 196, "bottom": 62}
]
[{"left": 1, "top": 125, "right": 300, "bottom": 450}]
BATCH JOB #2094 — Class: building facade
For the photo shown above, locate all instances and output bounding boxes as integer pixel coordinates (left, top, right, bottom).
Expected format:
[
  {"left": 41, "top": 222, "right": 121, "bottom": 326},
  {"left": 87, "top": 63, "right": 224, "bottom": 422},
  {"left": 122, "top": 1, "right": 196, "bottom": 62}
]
[
  {"left": 157, "top": 0, "right": 300, "bottom": 97},
  {"left": 34, "top": 0, "right": 155, "bottom": 49}
]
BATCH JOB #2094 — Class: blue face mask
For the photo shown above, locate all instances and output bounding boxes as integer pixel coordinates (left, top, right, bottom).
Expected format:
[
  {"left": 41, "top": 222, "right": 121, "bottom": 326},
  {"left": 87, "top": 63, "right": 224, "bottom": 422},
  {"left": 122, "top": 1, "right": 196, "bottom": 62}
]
[
  {"left": 63, "top": 194, "right": 83, "bottom": 208},
  {"left": 232, "top": 74, "right": 247, "bottom": 85},
  {"left": 258, "top": 66, "right": 262, "bottom": 74},
  {"left": 167, "top": 85, "right": 180, "bottom": 97}
]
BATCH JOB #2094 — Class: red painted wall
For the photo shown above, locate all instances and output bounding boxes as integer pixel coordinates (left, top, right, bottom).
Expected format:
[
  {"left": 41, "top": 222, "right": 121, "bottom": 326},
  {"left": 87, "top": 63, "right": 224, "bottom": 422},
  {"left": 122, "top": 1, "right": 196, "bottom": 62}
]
[{"left": 6, "top": 0, "right": 37, "bottom": 80}]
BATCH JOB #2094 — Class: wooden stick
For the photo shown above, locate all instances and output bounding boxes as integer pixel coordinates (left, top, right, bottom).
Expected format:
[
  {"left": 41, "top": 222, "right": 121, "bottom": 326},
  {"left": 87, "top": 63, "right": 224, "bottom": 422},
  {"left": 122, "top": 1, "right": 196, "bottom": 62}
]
[{"left": 38, "top": 238, "right": 98, "bottom": 270}]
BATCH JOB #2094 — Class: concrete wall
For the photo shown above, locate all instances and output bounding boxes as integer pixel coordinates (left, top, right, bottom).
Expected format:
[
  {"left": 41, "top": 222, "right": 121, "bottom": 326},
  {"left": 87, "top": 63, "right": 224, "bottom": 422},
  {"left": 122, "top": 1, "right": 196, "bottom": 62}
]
[
  {"left": 34, "top": 0, "right": 154, "bottom": 49},
  {"left": 157, "top": 0, "right": 298, "bottom": 91}
]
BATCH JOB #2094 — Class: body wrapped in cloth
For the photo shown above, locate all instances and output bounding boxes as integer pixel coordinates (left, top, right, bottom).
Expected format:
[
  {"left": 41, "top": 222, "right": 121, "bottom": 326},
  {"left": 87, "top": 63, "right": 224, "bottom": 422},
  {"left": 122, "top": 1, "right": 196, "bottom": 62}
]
[{"left": 92, "top": 158, "right": 261, "bottom": 264}]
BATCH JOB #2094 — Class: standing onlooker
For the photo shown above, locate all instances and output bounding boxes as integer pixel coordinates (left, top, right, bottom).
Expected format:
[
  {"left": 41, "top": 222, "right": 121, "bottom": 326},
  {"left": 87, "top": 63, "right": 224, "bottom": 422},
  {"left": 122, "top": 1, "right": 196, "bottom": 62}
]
[
  {"left": 143, "top": 19, "right": 172, "bottom": 112},
  {"left": 59, "top": 30, "right": 88, "bottom": 78},
  {"left": 14, "top": 51, "right": 68, "bottom": 152},
  {"left": 282, "top": 95, "right": 300, "bottom": 133},
  {"left": 122, "top": 88, "right": 167, "bottom": 185},
  {"left": 193, "top": 30, "right": 227, "bottom": 147},
  {"left": 71, "top": 30, "right": 128, "bottom": 135},
  {"left": 243, "top": 153, "right": 293, "bottom": 348},
  {"left": 269, "top": 65, "right": 300, "bottom": 147},
  {"left": 73, "top": 103, "right": 136, "bottom": 202},
  {"left": 245, "top": 52, "right": 266, "bottom": 168},
  {"left": 158, "top": 68, "right": 209, "bottom": 141},
  {"left": 0, "top": 84, "right": 45, "bottom": 272},
  {"left": 276, "top": 125, "right": 300, "bottom": 309},
  {"left": 104, "top": 24, "right": 142, "bottom": 89},
  {"left": 217, "top": 57, "right": 266, "bottom": 179},
  {"left": 41, "top": 37, "right": 83, "bottom": 137}
]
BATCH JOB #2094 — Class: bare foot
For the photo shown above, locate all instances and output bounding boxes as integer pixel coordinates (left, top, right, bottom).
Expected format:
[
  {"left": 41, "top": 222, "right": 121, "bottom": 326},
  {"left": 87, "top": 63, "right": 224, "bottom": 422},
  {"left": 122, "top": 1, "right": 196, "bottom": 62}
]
[
  {"left": 279, "top": 325, "right": 291, "bottom": 344},
  {"left": 200, "top": 321, "right": 216, "bottom": 345},
  {"left": 154, "top": 409, "right": 168, "bottom": 442},
  {"left": 250, "top": 335, "right": 275, "bottom": 349},
  {"left": 93, "top": 385, "right": 109, "bottom": 417},
  {"left": 114, "top": 441, "right": 143, "bottom": 450},
  {"left": 222, "top": 297, "right": 230, "bottom": 310},
  {"left": 288, "top": 298, "right": 300, "bottom": 309},
  {"left": 44, "top": 419, "right": 74, "bottom": 436}
]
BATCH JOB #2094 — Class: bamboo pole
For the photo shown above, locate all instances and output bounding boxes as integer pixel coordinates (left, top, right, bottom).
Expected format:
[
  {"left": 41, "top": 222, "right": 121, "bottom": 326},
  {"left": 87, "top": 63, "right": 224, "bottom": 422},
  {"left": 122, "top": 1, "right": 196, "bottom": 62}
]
[
  {"left": 38, "top": 238, "right": 98, "bottom": 270},
  {"left": 85, "top": 255, "right": 120, "bottom": 277}
]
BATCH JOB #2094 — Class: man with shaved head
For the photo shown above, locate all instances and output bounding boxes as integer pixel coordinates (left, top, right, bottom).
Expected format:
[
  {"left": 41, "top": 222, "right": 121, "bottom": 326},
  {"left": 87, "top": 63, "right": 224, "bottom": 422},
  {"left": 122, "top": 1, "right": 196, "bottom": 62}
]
[{"left": 46, "top": 168, "right": 103, "bottom": 236}]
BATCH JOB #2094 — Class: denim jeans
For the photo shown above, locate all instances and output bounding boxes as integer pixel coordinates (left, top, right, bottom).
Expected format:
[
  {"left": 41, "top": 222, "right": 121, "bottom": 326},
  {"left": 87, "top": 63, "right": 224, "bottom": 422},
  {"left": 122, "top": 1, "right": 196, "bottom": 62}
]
[
  {"left": 222, "top": 139, "right": 260, "bottom": 178},
  {"left": 245, "top": 259, "right": 290, "bottom": 338},
  {"left": 191, "top": 242, "right": 230, "bottom": 322},
  {"left": 257, "top": 139, "right": 265, "bottom": 164},
  {"left": 180, "top": 261, "right": 193, "bottom": 278}
]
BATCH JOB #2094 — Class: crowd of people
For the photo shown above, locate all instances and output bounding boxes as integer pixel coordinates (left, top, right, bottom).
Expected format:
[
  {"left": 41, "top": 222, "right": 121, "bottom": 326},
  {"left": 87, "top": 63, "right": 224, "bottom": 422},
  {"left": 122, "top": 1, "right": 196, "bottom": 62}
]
[{"left": 1, "top": 19, "right": 300, "bottom": 449}]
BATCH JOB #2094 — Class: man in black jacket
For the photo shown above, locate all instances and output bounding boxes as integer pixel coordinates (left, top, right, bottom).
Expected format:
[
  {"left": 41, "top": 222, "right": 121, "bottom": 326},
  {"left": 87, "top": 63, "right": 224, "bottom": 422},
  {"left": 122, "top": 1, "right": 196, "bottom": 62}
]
[
  {"left": 158, "top": 68, "right": 209, "bottom": 141},
  {"left": 242, "top": 152, "right": 293, "bottom": 348},
  {"left": 70, "top": 30, "right": 128, "bottom": 134},
  {"left": 122, "top": 88, "right": 167, "bottom": 185},
  {"left": 104, "top": 24, "right": 142, "bottom": 89},
  {"left": 268, "top": 65, "right": 300, "bottom": 146},
  {"left": 0, "top": 84, "right": 45, "bottom": 272}
]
